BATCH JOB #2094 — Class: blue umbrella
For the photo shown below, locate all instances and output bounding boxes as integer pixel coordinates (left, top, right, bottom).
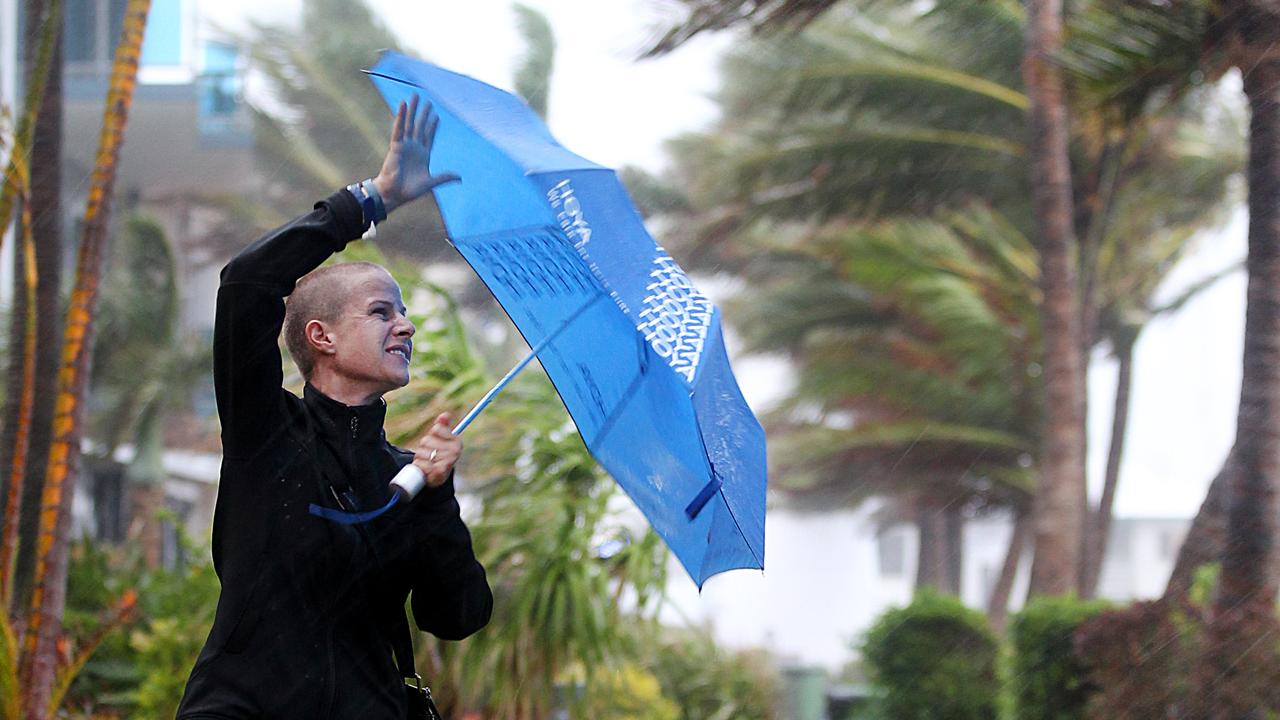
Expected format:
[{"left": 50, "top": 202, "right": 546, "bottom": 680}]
[{"left": 365, "top": 52, "right": 764, "bottom": 587}]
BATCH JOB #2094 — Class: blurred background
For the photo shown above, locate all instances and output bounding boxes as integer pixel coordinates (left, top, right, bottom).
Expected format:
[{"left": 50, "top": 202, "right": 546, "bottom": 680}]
[{"left": 1, "top": 0, "right": 1275, "bottom": 718}]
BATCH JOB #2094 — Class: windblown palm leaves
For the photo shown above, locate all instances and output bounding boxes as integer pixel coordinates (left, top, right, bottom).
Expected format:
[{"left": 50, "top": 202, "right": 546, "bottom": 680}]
[
  {"left": 0, "top": 0, "right": 61, "bottom": 255},
  {"left": 233, "top": 0, "right": 450, "bottom": 258},
  {"left": 747, "top": 205, "right": 1041, "bottom": 513},
  {"left": 429, "top": 385, "right": 668, "bottom": 719},
  {"left": 644, "top": 0, "right": 844, "bottom": 55},
  {"left": 676, "top": 3, "right": 1029, "bottom": 229},
  {"left": 1060, "top": 0, "right": 1224, "bottom": 123},
  {"left": 656, "top": 1, "right": 1241, "bottom": 597}
]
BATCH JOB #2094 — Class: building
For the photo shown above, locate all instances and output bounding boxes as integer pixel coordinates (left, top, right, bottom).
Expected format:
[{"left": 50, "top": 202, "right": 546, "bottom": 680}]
[
  {"left": 664, "top": 504, "right": 1190, "bottom": 672},
  {"left": 49, "top": 0, "right": 252, "bottom": 561},
  {"left": 63, "top": 0, "right": 253, "bottom": 334}
]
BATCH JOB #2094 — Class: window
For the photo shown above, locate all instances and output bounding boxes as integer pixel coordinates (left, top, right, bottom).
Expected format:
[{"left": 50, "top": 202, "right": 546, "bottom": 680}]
[
  {"left": 197, "top": 41, "right": 247, "bottom": 144},
  {"left": 91, "top": 464, "right": 126, "bottom": 543},
  {"left": 65, "top": 0, "right": 183, "bottom": 71},
  {"left": 64, "top": 0, "right": 97, "bottom": 64},
  {"left": 139, "top": 0, "right": 182, "bottom": 67}
]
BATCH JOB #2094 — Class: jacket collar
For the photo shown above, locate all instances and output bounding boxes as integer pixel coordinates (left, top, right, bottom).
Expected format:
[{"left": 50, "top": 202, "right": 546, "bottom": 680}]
[{"left": 303, "top": 383, "right": 387, "bottom": 444}]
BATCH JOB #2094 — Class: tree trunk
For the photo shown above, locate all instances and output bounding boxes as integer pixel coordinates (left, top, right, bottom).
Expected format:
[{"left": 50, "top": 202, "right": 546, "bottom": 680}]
[
  {"left": 17, "top": 1, "right": 150, "bottom": 714},
  {"left": 1082, "top": 330, "right": 1137, "bottom": 598},
  {"left": 915, "top": 499, "right": 946, "bottom": 592},
  {"left": 943, "top": 504, "right": 963, "bottom": 595},
  {"left": 1164, "top": 449, "right": 1232, "bottom": 603},
  {"left": 914, "top": 497, "right": 963, "bottom": 595},
  {"left": 1199, "top": 18, "right": 1280, "bottom": 716},
  {"left": 0, "top": 0, "right": 63, "bottom": 619},
  {"left": 989, "top": 510, "right": 1030, "bottom": 633},
  {"left": 1023, "top": 0, "right": 1087, "bottom": 597},
  {"left": 1213, "top": 3, "right": 1280, "bottom": 618}
]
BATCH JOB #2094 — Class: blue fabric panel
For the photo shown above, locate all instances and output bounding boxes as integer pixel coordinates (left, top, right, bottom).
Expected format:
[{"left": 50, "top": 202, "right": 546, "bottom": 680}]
[{"left": 366, "top": 52, "right": 766, "bottom": 586}]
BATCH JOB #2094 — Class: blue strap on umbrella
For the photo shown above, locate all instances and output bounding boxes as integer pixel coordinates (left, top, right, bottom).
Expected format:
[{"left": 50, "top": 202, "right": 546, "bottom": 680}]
[
  {"left": 684, "top": 475, "right": 722, "bottom": 519},
  {"left": 308, "top": 492, "right": 400, "bottom": 525}
]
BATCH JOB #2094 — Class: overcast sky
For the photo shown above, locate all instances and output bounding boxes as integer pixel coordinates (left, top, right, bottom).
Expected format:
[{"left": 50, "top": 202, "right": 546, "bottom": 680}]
[
  {"left": 195, "top": 0, "right": 1247, "bottom": 519},
  {"left": 201, "top": 0, "right": 728, "bottom": 173}
]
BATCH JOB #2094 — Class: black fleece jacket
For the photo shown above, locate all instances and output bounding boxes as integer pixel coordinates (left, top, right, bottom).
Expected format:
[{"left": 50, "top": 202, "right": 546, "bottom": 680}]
[{"left": 177, "top": 190, "right": 492, "bottom": 720}]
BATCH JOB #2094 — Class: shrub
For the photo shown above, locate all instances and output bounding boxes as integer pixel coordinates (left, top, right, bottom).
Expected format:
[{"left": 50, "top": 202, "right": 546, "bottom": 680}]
[
  {"left": 1074, "top": 599, "right": 1201, "bottom": 719},
  {"left": 1009, "top": 595, "right": 1108, "bottom": 720},
  {"left": 644, "top": 626, "right": 781, "bottom": 720},
  {"left": 861, "top": 590, "right": 1000, "bottom": 720},
  {"left": 576, "top": 663, "right": 680, "bottom": 720},
  {"left": 1185, "top": 597, "right": 1280, "bottom": 717}
]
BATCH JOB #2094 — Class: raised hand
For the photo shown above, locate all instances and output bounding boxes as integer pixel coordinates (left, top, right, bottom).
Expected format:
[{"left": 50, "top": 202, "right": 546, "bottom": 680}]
[{"left": 372, "top": 95, "right": 460, "bottom": 214}]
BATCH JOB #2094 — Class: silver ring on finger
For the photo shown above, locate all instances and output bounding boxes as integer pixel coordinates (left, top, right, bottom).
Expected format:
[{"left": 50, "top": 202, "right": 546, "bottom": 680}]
[{"left": 428, "top": 448, "right": 439, "bottom": 464}]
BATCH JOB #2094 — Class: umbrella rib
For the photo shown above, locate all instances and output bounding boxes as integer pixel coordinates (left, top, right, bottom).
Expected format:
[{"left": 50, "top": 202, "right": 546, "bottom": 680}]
[
  {"left": 690, "top": 411, "right": 766, "bottom": 571},
  {"left": 453, "top": 293, "right": 608, "bottom": 436}
]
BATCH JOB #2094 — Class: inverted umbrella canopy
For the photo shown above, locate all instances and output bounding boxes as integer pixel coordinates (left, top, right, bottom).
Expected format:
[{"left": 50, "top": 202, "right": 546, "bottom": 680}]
[{"left": 366, "top": 52, "right": 764, "bottom": 587}]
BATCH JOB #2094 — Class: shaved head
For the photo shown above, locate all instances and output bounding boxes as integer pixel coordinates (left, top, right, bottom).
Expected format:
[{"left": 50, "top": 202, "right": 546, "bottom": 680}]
[{"left": 284, "top": 262, "right": 391, "bottom": 379}]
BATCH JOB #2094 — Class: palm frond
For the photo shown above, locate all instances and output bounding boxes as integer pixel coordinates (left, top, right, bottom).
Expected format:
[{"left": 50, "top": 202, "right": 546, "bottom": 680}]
[
  {"left": 642, "top": 0, "right": 843, "bottom": 57},
  {"left": 1062, "top": 0, "right": 1223, "bottom": 121},
  {"left": 512, "top": 3, "right": 556, "bottom": 119}
]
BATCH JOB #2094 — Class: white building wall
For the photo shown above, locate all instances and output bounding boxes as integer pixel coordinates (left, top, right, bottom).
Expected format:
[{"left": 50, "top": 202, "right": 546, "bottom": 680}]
[
  {"left": 665, "top": 506, "right": 1187, "bottom": 671},
  {"left": 663, "top": 505, "right": 912, "bottom": 669}
]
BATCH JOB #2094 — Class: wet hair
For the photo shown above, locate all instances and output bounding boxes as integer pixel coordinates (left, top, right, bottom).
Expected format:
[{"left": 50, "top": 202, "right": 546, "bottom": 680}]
[{"left": 283, "top": 261, "right": 389, "bottom": 379}]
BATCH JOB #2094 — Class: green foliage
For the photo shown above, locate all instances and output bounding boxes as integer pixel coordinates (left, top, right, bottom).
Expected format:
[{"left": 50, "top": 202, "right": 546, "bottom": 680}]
[
  {"left": 90, "top": 214, "right": 211, "bottom": 468},
  {"left": 130, "top": 617, "right": 210, "bottom": 719},
  {"left": 235, "top": 0, "right": 450, "bottom": 259},
  {"left": 643, "top": 626, "right": 781, "bottom": 720},
  {"left": 748, "top": 205, "right": 1039, "bottom": 512},
  {"left": 652, "top": 2, "right": 1242, "bottom": 607},
  {"left": 1073, "top": 599, "right": 1203, "bottom": 720},
  {"left": 1060, "top": 0, "right": 1221, "bottom": 122},
  {"left": 62, "top": 531, "right": 219, "bottom": 718},
  {"left": 426, "top": 376, "right": 670, "bottom": 718},
  {"left": 575, "top": 663, "right": 680, "bottom": 720},
  {"left": 1009, "top": 595, "right": 1109, "bottom": 720},
  {"left": 861, "top": 590, "right": 1000, "bottom": 720},
  {"left": 512, "top": 3, "right": 555, "bottom": 119}
]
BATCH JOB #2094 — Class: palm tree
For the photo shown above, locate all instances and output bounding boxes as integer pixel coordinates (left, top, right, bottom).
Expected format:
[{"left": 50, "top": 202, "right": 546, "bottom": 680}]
[
  {"left": 1063, "top": 1, "right": 1280, "bottom": 711},
  {"left": 649, "top": 1, "right": 1239, "bottom": 601},
  {"left": 743, "top": 205, "right": 1042, "bottom": 597},
  {"left": 642, "top": 0, "right": 843, "bottom": 57},
  {"left": 88, "top": 215, "right": 209, "bottom": 569},
  {"left": 16, "top": 0, "right": 152, "bottom": 715},
  {"left": 230, "top": 0, "right": 453, "bottom": 261},
  {"left": 1022, "top": 0, "right": 1085, "bottom": 597},
  {"left": 0, "top": 0, "right": 63, "bottom": 616},
  {"left": 512, "top": 3, "right": 555, "bottom": 120}
]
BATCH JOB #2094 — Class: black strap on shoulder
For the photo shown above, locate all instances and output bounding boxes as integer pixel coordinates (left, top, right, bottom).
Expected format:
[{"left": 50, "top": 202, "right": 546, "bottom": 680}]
[{"left": 391, "top": 605, "right": 418, "bottom": 679}]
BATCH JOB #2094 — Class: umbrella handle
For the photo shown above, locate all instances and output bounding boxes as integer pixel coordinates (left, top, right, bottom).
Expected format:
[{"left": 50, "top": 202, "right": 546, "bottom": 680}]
[{"left": 451, "top": 294, "right": 608, "bottom": 436}]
